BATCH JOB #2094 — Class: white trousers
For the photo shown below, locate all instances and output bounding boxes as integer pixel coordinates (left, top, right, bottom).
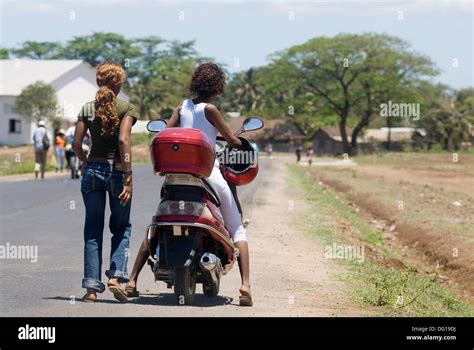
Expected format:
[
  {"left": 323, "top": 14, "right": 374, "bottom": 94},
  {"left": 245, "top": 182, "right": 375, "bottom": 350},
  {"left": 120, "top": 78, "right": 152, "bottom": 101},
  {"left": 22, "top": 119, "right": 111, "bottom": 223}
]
[{"left": 207, "top": 161, "right": 247, "bottom": 243}]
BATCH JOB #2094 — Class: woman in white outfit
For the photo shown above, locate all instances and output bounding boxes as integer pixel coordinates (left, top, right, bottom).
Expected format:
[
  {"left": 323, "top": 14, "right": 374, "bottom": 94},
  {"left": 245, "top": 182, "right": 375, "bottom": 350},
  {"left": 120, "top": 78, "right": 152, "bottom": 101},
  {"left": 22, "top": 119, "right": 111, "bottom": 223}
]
[{"left": 126, "top": 63, "right": 252, "bottom": 306}]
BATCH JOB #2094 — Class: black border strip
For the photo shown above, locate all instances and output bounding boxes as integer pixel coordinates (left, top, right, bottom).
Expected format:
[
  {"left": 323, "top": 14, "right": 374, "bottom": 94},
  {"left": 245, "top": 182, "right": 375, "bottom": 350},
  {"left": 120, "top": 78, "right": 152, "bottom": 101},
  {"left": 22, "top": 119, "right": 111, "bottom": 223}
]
[{"left": 0, "top": 317, "right": 472, "bottom": 347}]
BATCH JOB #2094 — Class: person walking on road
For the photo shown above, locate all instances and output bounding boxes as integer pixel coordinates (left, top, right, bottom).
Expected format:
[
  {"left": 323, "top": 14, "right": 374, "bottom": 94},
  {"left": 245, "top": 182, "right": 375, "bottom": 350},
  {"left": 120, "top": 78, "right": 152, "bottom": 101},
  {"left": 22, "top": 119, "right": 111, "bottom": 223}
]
[
  {"left": 295, "top": 144, "right": 302, "bottom": 163},
  {"left": 306, "top": 143, "right": 314, "bottom": 166},
  {"left": 73, "top": 61, "right": 137, "bottom": 303},
  {"left": 54, "top": 129, "right": 66, "bottom": 172},
  {"left": 32, "top": 120, "right": 50, "bottom": 179}
]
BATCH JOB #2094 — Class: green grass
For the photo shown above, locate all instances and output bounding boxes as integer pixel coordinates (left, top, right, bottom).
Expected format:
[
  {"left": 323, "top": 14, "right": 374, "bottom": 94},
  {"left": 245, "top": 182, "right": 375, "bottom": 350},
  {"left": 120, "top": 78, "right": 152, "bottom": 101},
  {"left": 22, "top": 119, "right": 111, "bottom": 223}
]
[
  {"left": 288, "top": 164, "right": 473, "bottom": 316},
  {"left": 0, "top": 160, "right": 55, "bottom": 176},
  {"left": 131, "top": 132, "right": 154, "bottom": 146}
]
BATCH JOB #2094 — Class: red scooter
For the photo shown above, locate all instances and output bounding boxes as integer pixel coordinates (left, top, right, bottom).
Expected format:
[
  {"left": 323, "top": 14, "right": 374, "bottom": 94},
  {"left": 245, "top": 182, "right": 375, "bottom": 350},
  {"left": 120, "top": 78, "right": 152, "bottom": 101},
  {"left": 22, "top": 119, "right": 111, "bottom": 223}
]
[{"left": 145, "top": 117, "right": 263, "bottom": 305}]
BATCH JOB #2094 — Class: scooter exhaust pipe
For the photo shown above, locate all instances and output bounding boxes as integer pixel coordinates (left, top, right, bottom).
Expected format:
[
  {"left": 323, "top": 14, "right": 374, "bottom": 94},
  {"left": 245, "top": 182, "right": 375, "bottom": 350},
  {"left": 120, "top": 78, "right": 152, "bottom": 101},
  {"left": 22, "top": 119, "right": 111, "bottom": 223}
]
[
  {"left": 200, "top": 253, "right": 219, "bottom": 271},
  {"left": 199, "top": 253, "right": 222, "bottom": 282}
]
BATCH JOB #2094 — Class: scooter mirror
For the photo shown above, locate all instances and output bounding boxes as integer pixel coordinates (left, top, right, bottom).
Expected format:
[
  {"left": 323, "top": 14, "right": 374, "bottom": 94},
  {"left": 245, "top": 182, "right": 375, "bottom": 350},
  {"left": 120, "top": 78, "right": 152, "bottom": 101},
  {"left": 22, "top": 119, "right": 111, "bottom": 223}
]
[
  {"left": 147, "top": 119, "right": 167, "bottom": 133},
  {"left": 242, "top": 117, "right": 264, "bottom": 132}
]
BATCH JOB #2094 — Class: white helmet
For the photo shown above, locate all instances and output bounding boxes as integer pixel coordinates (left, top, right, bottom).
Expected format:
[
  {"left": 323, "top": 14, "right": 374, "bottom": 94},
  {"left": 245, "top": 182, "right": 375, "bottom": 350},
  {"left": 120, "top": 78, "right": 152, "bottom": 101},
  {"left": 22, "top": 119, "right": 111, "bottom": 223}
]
[{"left": 38, "top": 120, "right": 46, "bottom": 127}]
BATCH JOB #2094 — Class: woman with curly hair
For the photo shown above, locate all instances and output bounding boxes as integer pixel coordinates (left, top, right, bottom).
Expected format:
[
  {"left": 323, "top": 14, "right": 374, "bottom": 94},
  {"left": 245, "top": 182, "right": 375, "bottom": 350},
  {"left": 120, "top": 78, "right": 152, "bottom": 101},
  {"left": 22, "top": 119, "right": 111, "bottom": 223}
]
[
  {"left": 73, "top": 61, "right": 138, "bottom": 303},
  {"left": 126, "top": 63, "right": 253, "bottom": 306}
]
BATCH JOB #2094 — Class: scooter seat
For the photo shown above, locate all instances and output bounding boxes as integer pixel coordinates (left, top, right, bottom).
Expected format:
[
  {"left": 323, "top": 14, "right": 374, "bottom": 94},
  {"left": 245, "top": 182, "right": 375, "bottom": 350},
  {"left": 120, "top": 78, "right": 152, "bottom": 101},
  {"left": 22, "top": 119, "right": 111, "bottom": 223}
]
[
  {"left": 161, "top": 173, "right": 221, "bottom": 207},
  {"left": 201, "top": 178, "right": 221, "bottom": 207}
]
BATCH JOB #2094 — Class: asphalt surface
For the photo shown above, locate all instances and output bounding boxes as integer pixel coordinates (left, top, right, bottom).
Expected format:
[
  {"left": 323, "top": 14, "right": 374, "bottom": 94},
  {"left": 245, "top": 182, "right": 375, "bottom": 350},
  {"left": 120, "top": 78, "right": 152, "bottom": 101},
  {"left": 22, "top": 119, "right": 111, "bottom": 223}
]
[{"left": 0, "top": 160, "right": 265, "bottom": 316}]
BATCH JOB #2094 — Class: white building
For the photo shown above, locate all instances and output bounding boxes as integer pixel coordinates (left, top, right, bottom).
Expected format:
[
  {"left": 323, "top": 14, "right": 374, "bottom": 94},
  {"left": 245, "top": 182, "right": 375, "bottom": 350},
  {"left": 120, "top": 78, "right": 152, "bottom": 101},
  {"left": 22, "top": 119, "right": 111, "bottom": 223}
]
[{"left": 0, "top": 59, "right": 129, "bottom": 146}]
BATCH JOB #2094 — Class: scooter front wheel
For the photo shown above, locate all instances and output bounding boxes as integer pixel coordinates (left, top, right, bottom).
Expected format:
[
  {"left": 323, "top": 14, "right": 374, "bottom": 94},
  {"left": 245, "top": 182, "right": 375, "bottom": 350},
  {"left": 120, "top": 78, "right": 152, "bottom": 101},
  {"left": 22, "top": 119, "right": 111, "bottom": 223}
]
[{"left": 174, "top": 267, "right": 196, "bottom": 305}]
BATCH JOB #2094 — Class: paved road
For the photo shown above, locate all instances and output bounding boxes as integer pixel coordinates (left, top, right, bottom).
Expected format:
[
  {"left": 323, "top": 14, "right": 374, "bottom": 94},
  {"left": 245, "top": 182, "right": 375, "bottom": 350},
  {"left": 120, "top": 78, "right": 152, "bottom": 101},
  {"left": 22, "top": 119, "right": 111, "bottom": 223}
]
[{"left": 0, "top": 159, "right": 267, "bottom": 316}]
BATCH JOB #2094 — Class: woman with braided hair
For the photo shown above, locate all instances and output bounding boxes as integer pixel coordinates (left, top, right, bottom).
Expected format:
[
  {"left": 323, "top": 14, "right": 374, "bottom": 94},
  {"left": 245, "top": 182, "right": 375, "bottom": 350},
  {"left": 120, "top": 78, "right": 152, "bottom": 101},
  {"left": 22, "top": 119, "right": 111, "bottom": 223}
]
[{"left": 73, "top": 61, "right": 138, "bottom": 303}]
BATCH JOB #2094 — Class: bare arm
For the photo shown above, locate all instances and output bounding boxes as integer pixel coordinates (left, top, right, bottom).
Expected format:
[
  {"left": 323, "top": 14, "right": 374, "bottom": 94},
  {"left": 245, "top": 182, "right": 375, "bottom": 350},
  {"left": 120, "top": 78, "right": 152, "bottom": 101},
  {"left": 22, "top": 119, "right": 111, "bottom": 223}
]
[
  {"left": 118, "top": 115, "right": 134, "bottom": 205},
  {"left": 72, "top": 121, "right": 88, "bottom": 162},
  {"left": 118, "top": 115, "right": 134, "bottom": 173},
  {"left": 166, "top": 103, "right": 182, "bottom": 128},
  {"left": 205, "top": 104, "right": 242, "bottom": 149}
]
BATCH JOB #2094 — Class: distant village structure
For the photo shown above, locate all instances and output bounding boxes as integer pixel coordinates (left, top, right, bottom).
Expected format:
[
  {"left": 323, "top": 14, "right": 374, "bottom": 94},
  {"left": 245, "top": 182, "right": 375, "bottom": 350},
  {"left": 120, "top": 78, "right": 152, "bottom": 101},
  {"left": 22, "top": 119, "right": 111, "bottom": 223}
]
[
  {"left": 0, "top": 59, "right": 129, "bottom": 146},
  {"left": 241, "top": 116, "right": 428, "bottom": 155}
]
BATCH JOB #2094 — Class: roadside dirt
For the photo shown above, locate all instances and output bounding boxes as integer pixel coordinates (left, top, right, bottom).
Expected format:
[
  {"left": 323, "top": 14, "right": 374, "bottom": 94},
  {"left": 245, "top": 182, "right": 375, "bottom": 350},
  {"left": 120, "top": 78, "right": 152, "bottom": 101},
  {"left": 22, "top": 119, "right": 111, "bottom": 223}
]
[
  {"left": 239, "top": 157, "right": 366, "bottom": 316},
  {"left": 356, "top": 164, "right": 474, "bottom": 200},
  {"left": 311, "top": 169, "right": 474, "bottom": 305}
]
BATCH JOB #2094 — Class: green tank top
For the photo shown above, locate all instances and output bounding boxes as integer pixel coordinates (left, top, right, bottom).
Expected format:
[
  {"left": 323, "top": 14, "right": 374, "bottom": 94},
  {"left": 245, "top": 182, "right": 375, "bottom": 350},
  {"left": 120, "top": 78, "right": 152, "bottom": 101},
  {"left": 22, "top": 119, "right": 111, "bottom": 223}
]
[{"left": 77, "top": 99, "right": 138, "bottom": 159}]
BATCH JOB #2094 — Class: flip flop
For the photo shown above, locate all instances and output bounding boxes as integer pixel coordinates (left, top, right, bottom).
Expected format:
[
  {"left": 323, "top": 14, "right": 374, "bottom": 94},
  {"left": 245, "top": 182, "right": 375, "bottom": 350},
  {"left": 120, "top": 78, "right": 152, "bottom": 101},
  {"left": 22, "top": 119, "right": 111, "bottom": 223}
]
[
  {"left": 125, "top": 285, "right": 140, "bottom": 298},
  {"left": 107, "top": 281, "right": 128, "bottom": 303},
  {"left": 239, "top": 288, "right": 253, "bottom": 307}
]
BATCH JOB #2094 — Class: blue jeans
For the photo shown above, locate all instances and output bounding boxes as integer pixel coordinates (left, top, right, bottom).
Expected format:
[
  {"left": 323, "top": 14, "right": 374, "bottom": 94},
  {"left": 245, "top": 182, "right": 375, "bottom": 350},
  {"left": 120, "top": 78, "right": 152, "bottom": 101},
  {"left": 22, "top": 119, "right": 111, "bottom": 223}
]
[
  {"left": 55, "top": 147, "right": 65, "bottom": 168},
  {"left": 81, "top": 161, "right": 132, "bottom": 293}
]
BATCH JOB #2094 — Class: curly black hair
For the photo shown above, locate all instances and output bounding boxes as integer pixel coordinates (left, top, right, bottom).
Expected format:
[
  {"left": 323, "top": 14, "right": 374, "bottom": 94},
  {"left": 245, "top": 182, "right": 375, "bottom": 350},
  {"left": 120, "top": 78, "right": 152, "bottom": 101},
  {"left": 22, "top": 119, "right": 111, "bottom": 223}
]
[{"left": 189, "top": 63, "right": 225, "bottom": 98}]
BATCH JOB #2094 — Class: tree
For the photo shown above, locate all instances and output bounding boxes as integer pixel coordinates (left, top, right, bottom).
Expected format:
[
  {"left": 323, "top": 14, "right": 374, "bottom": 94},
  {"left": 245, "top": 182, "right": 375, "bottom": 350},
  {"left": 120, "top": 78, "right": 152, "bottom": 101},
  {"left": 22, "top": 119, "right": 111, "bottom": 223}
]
[
  {"left": 223, "top": 68, "right": 261, "bottom": 112},
  {"left": 127, "top": 38, "right": 201, "bottom": 119},
  {"left": 416, "top": 83, "right": 473, "bottom": 151},
  {"left": 222, "top": 63, "right": 327, "bottom": 136},
  {"left": 13, "top": 82, "right": 58, "bottom": 122},
  {"left": 62, "top": 32, "right": 140, "bottom": 67},
  {"left": 11, "top": 41, "right": 63, "bottom": 59},
  {"left": 263, "top": 34, "right": 437, "bottom": 154},
  {"left": 0, "top": 48, "right": 9, "bottom": 59}
]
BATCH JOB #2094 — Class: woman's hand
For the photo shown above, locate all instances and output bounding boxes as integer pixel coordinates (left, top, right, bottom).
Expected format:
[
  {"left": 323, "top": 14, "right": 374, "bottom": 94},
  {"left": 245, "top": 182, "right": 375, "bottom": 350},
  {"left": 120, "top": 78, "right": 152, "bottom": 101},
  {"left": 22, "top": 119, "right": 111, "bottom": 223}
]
[
  {"left": 80, "top": 158, "right": 88, "bottom": 173},
  {"left": 119, "top": 174, "right": 132, "bottom": 206}
]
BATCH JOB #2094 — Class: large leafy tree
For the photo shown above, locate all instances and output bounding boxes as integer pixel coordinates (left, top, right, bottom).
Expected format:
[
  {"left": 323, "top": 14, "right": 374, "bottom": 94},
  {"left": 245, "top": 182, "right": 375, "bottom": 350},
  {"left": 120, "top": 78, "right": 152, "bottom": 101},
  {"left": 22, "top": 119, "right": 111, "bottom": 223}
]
[
  {"left": 13, "top": 81, "right": 58, "bottom": 122},
  {"left": 255, "top": 34, "right": 437, "bottom": 154}
]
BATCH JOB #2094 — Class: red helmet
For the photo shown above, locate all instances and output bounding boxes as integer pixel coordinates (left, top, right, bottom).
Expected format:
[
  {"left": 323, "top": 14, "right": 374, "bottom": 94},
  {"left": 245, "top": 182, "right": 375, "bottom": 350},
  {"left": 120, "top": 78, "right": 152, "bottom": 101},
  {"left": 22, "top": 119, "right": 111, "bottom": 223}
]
[{"left": 220, "top": 137, "right": 258, "bottom": 186}]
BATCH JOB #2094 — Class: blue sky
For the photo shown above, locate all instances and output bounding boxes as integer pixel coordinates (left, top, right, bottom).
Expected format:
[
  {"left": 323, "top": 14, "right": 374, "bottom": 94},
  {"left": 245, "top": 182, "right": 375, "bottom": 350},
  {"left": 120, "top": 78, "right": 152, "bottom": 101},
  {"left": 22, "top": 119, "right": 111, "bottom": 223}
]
[{"left": 1, "top": 0, "right": 472, "bottom": 89}]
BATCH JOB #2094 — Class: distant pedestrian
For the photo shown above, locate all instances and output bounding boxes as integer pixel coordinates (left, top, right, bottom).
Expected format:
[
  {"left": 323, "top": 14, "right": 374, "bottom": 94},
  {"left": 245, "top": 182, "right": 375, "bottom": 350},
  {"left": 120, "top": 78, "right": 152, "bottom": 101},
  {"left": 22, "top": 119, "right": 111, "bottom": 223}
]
[
  {"left": 265, "top": 143, "right": 273, "bottom": 158},
  {"left": 32, "top": 120, "right": 50, "bottom": 179},
  {"left": 306, "top": 143, "right": 314, "bottom": 166},
  {"left": 54, "top": 129, "right": 66, "bottom": 172},
  {"left": 295, "top": 144, "right": 302, "bottom": 163},
  {"left": 65, "top": 123, "right": 76, "bottom": 169}
]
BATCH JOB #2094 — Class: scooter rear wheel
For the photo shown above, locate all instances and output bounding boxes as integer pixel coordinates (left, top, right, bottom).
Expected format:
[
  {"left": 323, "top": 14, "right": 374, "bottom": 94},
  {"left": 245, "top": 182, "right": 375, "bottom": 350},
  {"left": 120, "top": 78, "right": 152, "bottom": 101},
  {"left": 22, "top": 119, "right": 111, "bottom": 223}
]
[
  {"left": 202, "top": 273, "right": 220, "bottom": 297},
  {"left": 174, "top": 267, "right": 196, "bottom": 305}
]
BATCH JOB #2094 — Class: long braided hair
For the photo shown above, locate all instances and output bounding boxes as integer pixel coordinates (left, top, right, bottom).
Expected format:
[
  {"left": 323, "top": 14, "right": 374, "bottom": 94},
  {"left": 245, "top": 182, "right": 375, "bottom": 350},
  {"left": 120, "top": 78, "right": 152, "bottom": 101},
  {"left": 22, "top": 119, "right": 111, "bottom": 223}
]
[{"left": 95, "top": 61, "right": 126, "bottom": 136}]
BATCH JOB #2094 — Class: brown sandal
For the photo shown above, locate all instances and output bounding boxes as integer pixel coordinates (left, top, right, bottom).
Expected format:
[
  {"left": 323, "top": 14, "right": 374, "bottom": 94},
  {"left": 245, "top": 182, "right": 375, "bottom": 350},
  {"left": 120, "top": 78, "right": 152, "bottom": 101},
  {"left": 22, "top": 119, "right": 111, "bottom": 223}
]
[
  {"left": 107, "top": 280, "right": 128, "bottom": 303},
  {"left": 239, "top": 287, "right": 253, "bottom": 307},
  {"left": 125, "top": 285, "right": 140, "bottom": 298}
]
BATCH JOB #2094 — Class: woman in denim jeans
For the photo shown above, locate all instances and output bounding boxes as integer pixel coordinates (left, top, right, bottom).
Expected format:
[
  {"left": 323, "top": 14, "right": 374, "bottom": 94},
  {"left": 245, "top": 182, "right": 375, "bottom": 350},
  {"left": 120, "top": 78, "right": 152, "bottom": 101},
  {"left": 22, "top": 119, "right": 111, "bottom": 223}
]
[{"left": 72, "top": 61, "right": 137, "bottom": 303}]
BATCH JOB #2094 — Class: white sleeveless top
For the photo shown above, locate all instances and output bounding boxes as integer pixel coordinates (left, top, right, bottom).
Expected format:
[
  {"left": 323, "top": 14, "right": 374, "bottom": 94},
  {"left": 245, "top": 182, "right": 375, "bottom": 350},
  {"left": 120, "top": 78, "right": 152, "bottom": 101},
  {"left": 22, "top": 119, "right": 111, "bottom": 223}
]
[{"left": 179, "top": 99, "right": 217, "bottom": 149}]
